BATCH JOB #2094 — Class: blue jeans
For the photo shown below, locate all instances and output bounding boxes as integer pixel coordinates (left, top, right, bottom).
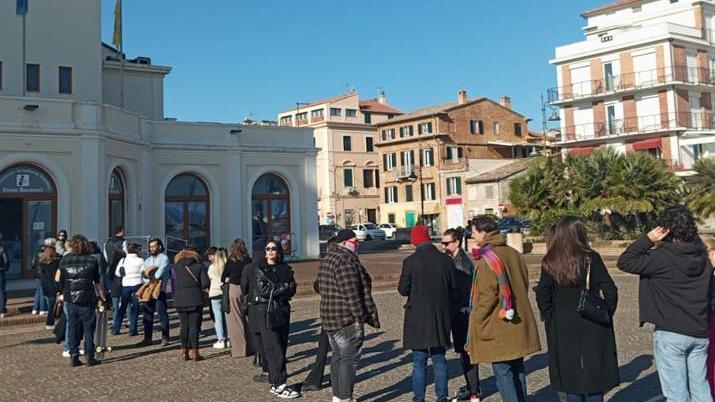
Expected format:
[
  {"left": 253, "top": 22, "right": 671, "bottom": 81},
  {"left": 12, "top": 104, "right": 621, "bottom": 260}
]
[
  {"left": 32, "top": 282, "right": 48, "bottom": 312},
  {"left": 654, "top": 329, "right": 713, "bottom": 402},
  {"left": 492, "top": 358, "right": 527, "bottom": 402},
  {"left": 210, "top": 298, "right": 226, "bottom": 341},
  {"left": 66, "top": 302, "right": 95, "bottom": 357},
  {"left": 111, "top": 296, "right": 121, "bottom": 324},
  {"left": 412, "top": 347, "right": 448, "bottom": 402},
  {"left": 112, "top": 285, "right": 140, "bottom": 335},
  {"left": 566, "top": 393, "right": 603, "bottom": 402},
  {"left": 0, "top": 270, "right": 6, "bottom": 314},
  {"left": 43, "top": 295, "right": 56, "bottom": 326},
  {"left": 328, "top": 323, "right": 364, "bottom": 400}
]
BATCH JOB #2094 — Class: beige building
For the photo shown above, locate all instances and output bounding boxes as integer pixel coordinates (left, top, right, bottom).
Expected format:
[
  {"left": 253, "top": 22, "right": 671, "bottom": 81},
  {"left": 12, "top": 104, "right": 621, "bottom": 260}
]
[
  {"left": 376, "top": 90, "right": 534, "bottom": 235},
  {"left": 278, "top": 91, "right": 401, "bottom": 226}
]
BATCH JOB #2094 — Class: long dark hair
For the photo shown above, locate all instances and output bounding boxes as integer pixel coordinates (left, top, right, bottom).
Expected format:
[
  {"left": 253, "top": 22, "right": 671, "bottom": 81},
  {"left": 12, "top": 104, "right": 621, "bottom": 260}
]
[
  {"left": 229, "top": 238, "right": 249, "bottom": 263},
  {"left": 263, "top": 240, "right": 284, "bottom": 265},
  {"left": 542, "top": 216, "right": 592, "bottom": 286}
]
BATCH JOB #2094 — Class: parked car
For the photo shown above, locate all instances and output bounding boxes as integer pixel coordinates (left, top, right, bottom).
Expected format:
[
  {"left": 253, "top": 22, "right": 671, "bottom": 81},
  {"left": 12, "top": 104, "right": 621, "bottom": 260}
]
[
  {"left": 378, "top": 223, "right": 399, "bottom": 239},
  {"left": 350, "top": 223, "right": 386, "bottom": 241},
  {"left": 498, "top": 216, "right": 525, "bottom": 234},
  {"left": 319, "top": 224, "right": 341, "bottom": 241}
]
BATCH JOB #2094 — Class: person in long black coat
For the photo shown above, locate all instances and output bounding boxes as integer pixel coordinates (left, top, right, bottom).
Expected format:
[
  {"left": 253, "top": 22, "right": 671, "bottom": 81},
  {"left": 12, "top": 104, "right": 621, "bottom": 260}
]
[
  {"left": 398, "top": 225, "right": 457, "bottom": 402},
  {"left": 173, "top": 248, "right": 209, "bottom": 362},
  {"left": 535, "top": 217, "right": 619, "bottom": 401}
]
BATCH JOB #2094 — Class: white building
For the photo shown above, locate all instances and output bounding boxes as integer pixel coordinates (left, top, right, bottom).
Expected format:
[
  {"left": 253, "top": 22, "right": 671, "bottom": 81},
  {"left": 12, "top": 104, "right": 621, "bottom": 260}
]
[
  {"left": 549, "top": 0, "right": 715, "bottom": 171},
  {"left": 0, "top": 0, "right": 319, "bottom": 279}
]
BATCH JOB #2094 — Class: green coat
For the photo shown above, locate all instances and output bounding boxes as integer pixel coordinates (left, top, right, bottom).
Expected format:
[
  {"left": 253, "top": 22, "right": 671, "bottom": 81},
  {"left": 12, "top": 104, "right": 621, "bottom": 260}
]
[{"left": 467, "top": 231, "right": 541, "bottom": 363}]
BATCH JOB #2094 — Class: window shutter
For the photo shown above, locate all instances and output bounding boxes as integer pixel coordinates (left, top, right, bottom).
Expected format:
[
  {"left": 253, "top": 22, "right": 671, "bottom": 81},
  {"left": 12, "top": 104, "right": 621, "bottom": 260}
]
[
  {"left": 409, "top": 150, "right": 415, "bottom": 167},
  {"left": 400, "top": 152, "right": 405, "bottom": 166},
  {"left": 458, "top": 147, "right": 464, "bottom": 158},
  {"left": 447, "top": 147, "right": 453, "bottom": 160},
  {"left": 479, "top": 120, "right": 484, "bottom": 134},
  {"left": 383, "top": 154, "right": 388, "bottom": 171},
  {"left": 394, "top": 187, "right": 398, "bottom": 203},
  {"left": 363, "top": 169, "right": 371, "bottom": 188},
  {"left": 375, "top": 170, "right": 380, "bottom": 188},
  {"left": 385, "top": 187, "right": 389, "bottom": 203},
  {"left": 456, "top": 177, "right": 462, "bottom": 194}
]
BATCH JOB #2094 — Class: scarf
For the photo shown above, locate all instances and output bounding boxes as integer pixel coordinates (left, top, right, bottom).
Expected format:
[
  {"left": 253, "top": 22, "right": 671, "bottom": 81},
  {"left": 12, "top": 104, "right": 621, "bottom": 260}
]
[{"left": 469, "top": 244, "right": 514, "bottom": 321}]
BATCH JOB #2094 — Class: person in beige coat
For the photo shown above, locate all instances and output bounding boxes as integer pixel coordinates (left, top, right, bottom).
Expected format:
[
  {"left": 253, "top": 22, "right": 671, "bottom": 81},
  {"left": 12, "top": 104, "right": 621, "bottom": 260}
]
[{"left": 466, "top": 215, "right": 540, "bottom": 402}]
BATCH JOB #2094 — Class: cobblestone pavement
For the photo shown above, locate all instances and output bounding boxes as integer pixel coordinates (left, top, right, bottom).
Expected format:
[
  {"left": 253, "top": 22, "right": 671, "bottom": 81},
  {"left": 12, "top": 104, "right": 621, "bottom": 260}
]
[{"left": 0, "top": 274, "right": 660, "bottom": 402}]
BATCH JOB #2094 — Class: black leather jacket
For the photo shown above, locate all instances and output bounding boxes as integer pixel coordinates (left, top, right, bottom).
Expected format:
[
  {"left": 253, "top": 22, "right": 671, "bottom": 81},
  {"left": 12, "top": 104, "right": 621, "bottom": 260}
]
[
  {"left": 247, "top": 261, "right": 297, "bottom": 306},
  {"left": 59, "top": 254, "right": 100, "bottom": 306}
]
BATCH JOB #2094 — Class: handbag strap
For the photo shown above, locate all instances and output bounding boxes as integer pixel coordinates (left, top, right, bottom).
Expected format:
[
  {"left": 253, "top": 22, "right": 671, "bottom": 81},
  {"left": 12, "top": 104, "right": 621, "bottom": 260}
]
[
  {"left": 584, "top": 256, "right": 592, "bottom": 290},
  {"left": 183, "top": 265, "right": 200, "bottom": 286}
]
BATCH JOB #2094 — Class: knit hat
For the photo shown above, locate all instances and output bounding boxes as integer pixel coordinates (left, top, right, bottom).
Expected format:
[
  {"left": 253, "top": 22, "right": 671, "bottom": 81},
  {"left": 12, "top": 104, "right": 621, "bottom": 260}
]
[
  {"left": 253, "top": 238, "right": 268, "bottom": 252},
  {"left": 334, "top": 229, "right": 357, "bottom": 244},
  {"left": 410, "top": 225, "right": 431, "bottom": 246}
]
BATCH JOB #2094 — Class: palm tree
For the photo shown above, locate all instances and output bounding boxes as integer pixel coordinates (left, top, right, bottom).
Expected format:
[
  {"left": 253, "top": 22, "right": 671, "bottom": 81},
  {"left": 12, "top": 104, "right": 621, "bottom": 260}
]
[{"left": 687, "top": 158, "right": 715, "bottom": 218}]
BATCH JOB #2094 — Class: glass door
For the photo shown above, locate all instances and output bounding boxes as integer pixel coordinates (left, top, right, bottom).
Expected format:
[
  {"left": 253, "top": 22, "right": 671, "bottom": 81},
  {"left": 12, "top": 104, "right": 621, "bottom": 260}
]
[{"left": 26, "top": 201, "right": 53, "bottom": 274}]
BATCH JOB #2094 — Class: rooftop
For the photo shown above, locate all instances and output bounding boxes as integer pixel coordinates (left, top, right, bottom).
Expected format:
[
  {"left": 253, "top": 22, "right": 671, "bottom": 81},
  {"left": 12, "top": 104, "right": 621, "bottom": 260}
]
[
  {"left": 359, "top": 99, "right": 402, "bottom": 115},
  {"left": 465, "top": 158, "right": 535, "bottom": 184},
  {"left": 581, "top": 0, "right": 645, "bottom": 18},
  {"left": 378, "top": 97, "right": 523, "bottom": 126}
]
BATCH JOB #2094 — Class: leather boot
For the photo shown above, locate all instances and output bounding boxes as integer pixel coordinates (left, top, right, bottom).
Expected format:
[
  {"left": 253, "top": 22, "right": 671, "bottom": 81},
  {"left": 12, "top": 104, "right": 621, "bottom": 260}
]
[
  {"left": 192, "top": 347, "right": 203, "bottom": 362},
  {"left": 181, "top": 347, "right": 189, "bottom": 361}
]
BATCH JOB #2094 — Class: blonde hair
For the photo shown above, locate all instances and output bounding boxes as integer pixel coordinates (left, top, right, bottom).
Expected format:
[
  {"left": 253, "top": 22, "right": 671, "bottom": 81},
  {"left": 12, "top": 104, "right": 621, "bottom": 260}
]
[
  {"left": 704, "top": 236, "right": 715, "bottom": 254},
  {"left": 209, "top": 249, "right": 227, "bottom": 277}
]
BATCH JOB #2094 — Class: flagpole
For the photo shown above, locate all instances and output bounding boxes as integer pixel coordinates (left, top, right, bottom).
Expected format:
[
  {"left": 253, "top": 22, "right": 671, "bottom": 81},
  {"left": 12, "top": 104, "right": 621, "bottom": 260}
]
[
  {"left": 21, "top": 5, "right": 26, "bottom": 96},
  {"left": 119, "top": 0, "right": 124, "bottom": 108}
]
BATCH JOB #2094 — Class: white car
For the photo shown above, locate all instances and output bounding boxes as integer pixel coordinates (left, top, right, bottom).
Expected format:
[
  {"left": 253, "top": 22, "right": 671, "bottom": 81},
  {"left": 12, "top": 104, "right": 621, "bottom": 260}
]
[
  {"left": 378, "top": 223, "right": 398, "bottom": 239},
  {"left": 350, "top": 223, "right": 386, "bottom": 241}
]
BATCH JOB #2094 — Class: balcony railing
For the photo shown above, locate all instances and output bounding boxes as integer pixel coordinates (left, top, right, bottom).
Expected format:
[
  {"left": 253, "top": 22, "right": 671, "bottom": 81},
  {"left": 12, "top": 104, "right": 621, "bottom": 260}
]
[
  {"left": 562, "top": 112, "right": 714, "bottom": 142},
  {"left": 392, "top": 165, "right": 417, "bottom": 180},
  {"left": 548, "top": 65, "right": 715, "bottom": 103}
]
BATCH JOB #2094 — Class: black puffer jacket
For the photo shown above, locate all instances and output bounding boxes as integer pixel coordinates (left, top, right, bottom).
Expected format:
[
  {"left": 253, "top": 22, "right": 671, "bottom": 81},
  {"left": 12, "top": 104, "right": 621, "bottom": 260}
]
[{"left": 59, "top": 254, "right": 100, "bottom": 306}]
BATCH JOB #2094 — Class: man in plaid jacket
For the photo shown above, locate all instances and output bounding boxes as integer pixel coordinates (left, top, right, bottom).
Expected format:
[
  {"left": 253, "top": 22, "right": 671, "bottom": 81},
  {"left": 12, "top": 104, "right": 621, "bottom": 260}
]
[{"left": 317, "top": 229, "right": 380, "bottom": 402}]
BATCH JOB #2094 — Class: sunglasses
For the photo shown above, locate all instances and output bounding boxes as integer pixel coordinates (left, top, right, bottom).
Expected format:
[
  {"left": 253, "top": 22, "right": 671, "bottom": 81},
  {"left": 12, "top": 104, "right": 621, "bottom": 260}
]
[
  {"left": 441, "top": 240, "right": 456, "bottom": 245},
  {"left": 264, "top": 246, "right": 278, "bottom": 252}
]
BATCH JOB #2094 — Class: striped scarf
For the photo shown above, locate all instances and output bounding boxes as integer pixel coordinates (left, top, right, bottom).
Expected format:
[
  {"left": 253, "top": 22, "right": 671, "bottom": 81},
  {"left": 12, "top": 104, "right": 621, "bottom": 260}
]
[{"left": 469, "top": 244, "right": 514, "bottom": 321}]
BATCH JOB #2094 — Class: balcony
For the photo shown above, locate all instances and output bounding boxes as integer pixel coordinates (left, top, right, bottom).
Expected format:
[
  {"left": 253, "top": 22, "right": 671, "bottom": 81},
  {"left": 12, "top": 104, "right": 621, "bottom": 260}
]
[
  {"left": 561, "top": 112, "right": 714, "bottom": 143},
  {"left": 548, "top": 65, "right": 715, "bottom": 104},
  {"left": 392, "top": 165, "right": 417, "bottom": 181}
]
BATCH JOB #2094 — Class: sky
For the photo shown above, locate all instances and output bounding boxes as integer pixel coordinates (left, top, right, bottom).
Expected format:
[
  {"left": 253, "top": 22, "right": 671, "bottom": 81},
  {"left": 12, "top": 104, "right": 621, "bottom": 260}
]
[{"left": 100, "top": 0, "right": 606, "bottom": 126}]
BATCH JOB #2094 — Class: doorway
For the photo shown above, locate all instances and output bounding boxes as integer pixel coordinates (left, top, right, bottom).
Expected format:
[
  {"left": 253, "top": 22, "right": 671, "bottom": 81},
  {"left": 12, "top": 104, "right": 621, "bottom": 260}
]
[{"left": 0, "top": 199, "right": 22, "bottom": 278}]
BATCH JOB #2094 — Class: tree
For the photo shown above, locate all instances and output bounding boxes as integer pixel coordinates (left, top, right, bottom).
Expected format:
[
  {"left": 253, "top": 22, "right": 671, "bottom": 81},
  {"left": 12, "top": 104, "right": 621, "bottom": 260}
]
[{"left": 687, "top": 158, "right": 715, "bottom": 218}]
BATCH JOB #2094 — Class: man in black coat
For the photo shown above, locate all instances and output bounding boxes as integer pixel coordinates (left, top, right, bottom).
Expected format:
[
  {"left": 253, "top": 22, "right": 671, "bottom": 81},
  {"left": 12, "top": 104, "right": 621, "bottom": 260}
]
[{"left": 398, "top": 225, "right": 457, "bottom": 402}]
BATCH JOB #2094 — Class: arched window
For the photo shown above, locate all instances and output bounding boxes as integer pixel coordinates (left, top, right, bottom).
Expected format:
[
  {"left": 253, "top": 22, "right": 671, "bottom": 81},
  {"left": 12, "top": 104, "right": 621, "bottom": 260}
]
[
  {"left": 108, "top": 168, "right": 125, "bottom": 235},
  {"left": 251, "top": 174, "right": 291, "bottom": 250},
  {"left": 0, "top": 163, "right": 56, "bottom": 278},
  {"left": 165, "top": 173, "right": 210, "bottom": 254}
]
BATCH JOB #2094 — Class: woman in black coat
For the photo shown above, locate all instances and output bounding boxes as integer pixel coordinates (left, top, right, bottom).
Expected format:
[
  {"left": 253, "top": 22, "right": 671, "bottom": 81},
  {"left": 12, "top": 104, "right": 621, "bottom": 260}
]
[
  {"left": 173, "top": 248, "right": 209, "bottom": 362},
  {"left": 37, "top": 245, "right": 60, "bottom": 328},
  {"left": 245, "top": 240, "right": 299, "bottom": 399},
  {"left": 535, "top": 217, "right": 619, "bottom": 402}
]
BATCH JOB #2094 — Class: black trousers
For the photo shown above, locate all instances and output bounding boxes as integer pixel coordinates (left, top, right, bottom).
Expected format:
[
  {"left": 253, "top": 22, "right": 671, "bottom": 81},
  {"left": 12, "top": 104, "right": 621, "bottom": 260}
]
[
  {"left": 178, "top": 306, "right": 202, "bottom": 348},
  {"left": 453, "top": 311, "right": 481, "bottom": 394},
  {"left": 304, "top": 328, "right": 330, "bottom": 386},
  {"left": 142, "top": 292, "right": 170, "bottom": 340},
  {"left": 254, "top": 311, "right": 290, "bottom": 386}
]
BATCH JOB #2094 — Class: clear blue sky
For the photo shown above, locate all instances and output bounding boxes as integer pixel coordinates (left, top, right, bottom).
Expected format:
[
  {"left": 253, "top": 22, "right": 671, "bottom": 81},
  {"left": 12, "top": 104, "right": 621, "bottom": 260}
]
[{"left": 100, "top": 0, "right": 605, "bottom": 126}]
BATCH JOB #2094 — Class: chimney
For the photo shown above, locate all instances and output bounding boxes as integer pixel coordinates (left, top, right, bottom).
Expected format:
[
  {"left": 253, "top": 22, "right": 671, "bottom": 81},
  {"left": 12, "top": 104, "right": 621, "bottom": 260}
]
[
  {"left": 499, "top": 95, "right": 512, "bottom": 109},
  {"left": 378, "top": 90, "right": 386, "bottom": 105},
  {"left": 458, "top": 89, "right": 468, "bottom": 105}
]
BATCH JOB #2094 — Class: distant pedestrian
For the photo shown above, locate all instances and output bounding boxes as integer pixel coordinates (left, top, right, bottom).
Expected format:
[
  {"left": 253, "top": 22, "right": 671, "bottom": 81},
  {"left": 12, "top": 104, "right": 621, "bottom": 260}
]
[
  {"left": 58, "top": 234, "right": 105, "bottom": 367},
  {"left": 618, "top": 205, "right": 714, "bottom": 402},
  {"left": 31, "top": 244, "right": 49, "bottom": 316},
  {"left": 0, "top": 232, "right": 8, "bottom": 318},
  {"left": 466, "top": 215, "right": 540, "bottom": 402},
  {"left": 56, "top": 230, "right": 68, "bottom": 255},
  {"left": 208, "top": 249, "right": 228, "bottom": 349},
  {"left": 535, "top": 217, "right": 619, "bottom": 402},
  {"left": 442, "top": 228, "right": 481, "bottom": 402},
  {"left": 104, "top": 226, "right": 126, "bottom": 326},
  {"left": 399, "top": 224, "right": 457, "bottom": 402},
  {"left": 138, "top": 238, "right": 170, "bottom": 347},
  {"left": 37, "top": 245, "right": 61, "bottom": 330},
  {"left": 317, "top": 229, "right": 380, "bottom": 401},
  {"left": 111, "top": 243, "right": 144, "bottom": 336},
  {"left": 223, "top": 238, "right": 253, "bottom": 357},
  {"left": 242, "top": 238, "right": 269, "bottom": 379},
  {"left": 173, "top": 247, "right": 209, "bottom": 362}
]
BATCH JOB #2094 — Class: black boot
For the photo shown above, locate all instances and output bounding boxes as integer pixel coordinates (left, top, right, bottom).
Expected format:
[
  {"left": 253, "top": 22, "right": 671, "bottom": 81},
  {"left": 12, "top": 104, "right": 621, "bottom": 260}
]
[
  {"left": 70, "top": 355, "right": 82, "bottom": 367},
  {"left": 86, "top": 355, "right": 101, "bottom": 367}
]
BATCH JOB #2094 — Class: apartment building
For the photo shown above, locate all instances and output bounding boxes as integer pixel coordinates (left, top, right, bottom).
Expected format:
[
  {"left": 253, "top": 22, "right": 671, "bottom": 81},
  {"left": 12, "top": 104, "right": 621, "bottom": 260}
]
[
  {"left": 549, "top": 0, "right": 715, "bottom": 170},
  {"left": 376, "top": 90, "right": 533, "bottom": 235},
  {"left": 278, "top": 91, "right": 402, "bottom": 226}
]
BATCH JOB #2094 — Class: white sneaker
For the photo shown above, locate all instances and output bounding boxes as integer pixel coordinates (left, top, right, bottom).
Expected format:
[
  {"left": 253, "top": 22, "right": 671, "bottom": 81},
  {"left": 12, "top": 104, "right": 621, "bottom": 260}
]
[
  {"left": 212, "top": 340, "right": 226, "bottom": 349},
  {"left": 32, "top": 310, "right": 38, "bottom": 315},
  {"left": 79, "top": 349, "right": 85, "bottom": 356},
  {"left": 62, "top": 350, "right": 70, "bottom": 357},
  {"left": 45, "top": 325, "right": 54, "bottom": 330},
  {"left": 39, "top": 311, "right": 48, "bottom": 316}
]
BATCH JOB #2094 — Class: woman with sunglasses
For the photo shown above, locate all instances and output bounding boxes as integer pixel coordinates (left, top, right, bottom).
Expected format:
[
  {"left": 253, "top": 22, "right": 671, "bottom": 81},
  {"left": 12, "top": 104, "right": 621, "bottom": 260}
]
[{"left": 246, "top": 240, "right": 299, "bottom": 399}]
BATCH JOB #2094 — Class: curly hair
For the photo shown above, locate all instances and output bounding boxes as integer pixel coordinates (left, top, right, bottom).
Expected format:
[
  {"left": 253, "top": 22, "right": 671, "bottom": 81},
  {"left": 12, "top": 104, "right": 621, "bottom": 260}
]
[
  {"left": 657, "top": 205, "right": 699, "bottom": 243},
  {"left": 67, "top": 234, "right": 90, "bottom": 255},
  {"left": 470, "top": 215, "right": 498, "bottom": 233}
]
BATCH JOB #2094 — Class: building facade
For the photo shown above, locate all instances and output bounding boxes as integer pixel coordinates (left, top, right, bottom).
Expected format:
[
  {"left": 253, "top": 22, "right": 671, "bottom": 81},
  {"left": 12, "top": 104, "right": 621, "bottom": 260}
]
[
  {"left": 376, "top": 90, "right": 533, "bottom": 235},
  {"left": 278, "top": 91, "right": 401, "bottom": 226},
  {"left": 549, "top": 0, "right": 715, "bottom": 169},
  {"left": 0, "top": 0, "right": 319, "bottom": 279}
]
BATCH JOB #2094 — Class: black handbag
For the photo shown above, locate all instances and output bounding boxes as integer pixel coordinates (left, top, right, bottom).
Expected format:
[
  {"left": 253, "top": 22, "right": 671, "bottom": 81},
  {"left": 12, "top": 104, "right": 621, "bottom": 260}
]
[
  {"left": 221, "top": 282, "right": 231, "bottom": 314},
  {"left": 577, "top": 256, "right": 612, "bottom": 326}
]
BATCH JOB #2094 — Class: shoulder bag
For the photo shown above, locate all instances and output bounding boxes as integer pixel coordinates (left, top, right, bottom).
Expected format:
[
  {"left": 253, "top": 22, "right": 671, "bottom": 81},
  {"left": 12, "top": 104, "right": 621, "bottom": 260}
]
[
  {"left": 577, "top": 256, "right": 612, "bottom": 326},
  {"left": 183, "top": 265, "right": 209, "bottom": 307}
]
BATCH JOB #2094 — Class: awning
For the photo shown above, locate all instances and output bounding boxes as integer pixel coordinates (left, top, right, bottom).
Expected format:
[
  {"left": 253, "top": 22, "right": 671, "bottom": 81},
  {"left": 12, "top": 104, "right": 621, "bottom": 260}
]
[
  {"left": 568, "top": 146, "right": 595, "bottom": 156},
  {"left": 632, "top": 138, "right": 662, "bottom": 151}
]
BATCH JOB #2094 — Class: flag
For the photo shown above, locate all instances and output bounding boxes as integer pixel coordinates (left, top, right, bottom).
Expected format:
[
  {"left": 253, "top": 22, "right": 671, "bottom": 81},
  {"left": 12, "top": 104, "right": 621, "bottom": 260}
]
[
  {"left": 16, "top": 0, "right": 28, "bottom": 15},
  {"left": 112, "top": 0, "right": 122, "bottom": 51}
]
